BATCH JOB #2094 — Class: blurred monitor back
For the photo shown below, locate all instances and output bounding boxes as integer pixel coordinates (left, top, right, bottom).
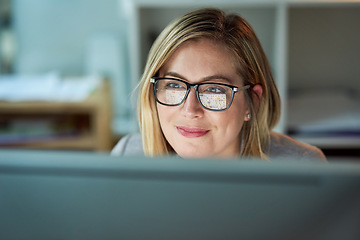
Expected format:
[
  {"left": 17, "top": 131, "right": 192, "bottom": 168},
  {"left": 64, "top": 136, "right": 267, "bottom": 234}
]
[{"left": 0, "top": 150, "right": 359, "bottom": 240}]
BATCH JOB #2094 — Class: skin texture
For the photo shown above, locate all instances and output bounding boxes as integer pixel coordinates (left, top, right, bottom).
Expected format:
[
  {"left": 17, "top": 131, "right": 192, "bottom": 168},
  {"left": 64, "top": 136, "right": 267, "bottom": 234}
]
[{"left": 156, "top": 38, "right": 261, "bottom": 158}]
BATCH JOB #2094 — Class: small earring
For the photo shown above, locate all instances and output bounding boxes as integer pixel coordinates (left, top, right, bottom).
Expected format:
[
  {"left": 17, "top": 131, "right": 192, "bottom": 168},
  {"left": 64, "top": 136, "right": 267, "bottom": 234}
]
[{"left": 247, "top": 113, "right": 251, "bottom": 120}]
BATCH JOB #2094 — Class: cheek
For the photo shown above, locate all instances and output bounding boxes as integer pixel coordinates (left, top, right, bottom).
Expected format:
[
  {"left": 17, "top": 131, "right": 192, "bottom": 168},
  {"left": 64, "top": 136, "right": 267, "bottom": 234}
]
[
  {"left": 156, "top": 104, "right": 174, "bottom": 130},
  {"left": 216, "top": 109, "right": 244, "bottom": 131},
  {"left": 217, "top": 95, "right": 248, "bottom": 135},
  {"left": 228, "top": 94, "right": 248, "bottom": 119},
  {"left": 157, "top": 104, "right": 166, "bottom": 124},
  {"left": 219, "top": 107, "right": 246, "bottom": 141}
]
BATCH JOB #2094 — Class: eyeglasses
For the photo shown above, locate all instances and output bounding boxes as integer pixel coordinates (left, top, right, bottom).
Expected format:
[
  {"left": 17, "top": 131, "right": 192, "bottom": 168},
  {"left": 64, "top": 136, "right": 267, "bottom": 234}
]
[{"left": 150, "top": 77, "right": 250, "bottom": 111}]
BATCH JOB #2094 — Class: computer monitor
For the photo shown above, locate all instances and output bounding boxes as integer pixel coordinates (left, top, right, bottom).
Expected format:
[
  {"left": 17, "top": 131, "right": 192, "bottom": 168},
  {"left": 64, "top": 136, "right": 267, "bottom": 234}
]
[{"left": 0, "top": 149, "right": 359, "bottom": 240}]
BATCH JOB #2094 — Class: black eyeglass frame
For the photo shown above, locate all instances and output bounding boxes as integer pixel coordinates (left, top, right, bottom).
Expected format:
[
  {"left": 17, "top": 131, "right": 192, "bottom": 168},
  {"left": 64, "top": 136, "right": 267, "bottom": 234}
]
[{"left": 150, "top": 77, "right": 250, "bottom": 111}]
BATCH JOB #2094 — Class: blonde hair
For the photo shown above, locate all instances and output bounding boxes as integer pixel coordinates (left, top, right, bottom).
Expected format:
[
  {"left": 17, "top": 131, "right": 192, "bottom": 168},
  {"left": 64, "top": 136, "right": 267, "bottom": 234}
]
[{"left": 138, "top": 8, "right": 281, "bottom": 159}]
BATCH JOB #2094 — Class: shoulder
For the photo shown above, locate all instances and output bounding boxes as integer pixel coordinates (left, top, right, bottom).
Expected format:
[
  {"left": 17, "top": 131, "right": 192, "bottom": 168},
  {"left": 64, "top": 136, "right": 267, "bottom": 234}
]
[
  {"left": 111, "top": 133, "right": 144, "bottom": 156},
  {"left": 268, "top": 131, "right": 326, "bottom": 162}
]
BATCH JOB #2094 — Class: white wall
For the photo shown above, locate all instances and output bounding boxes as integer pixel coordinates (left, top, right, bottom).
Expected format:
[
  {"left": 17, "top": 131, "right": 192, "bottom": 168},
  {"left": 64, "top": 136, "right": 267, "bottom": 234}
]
[
  {"left": 288, "top": 6, "right": 360, "bottom": 90},
  {"left": 12, "top": 0, "right": 126, "bottom": 76}
]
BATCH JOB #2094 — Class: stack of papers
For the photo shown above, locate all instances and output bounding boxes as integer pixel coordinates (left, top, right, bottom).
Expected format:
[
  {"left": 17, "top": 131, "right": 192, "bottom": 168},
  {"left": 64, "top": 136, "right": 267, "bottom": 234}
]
[
  {"left": 0, "top": 72, "right": 101, "bottom": 102},
  {"left": 287, "top": 88, "right": 360, "bottom": 135}
]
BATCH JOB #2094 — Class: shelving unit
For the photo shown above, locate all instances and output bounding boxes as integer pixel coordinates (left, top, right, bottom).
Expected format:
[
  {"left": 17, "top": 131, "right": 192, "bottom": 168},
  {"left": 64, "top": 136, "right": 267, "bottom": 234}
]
[
  {"left": 287, "top": 4, "right": 360, "bottom": 150},
  {"left": 0, "top": 80, "right": 112, "bottom": 151},
  {"left": 121, "top": 0, "right": 360, "bottom": 152}
]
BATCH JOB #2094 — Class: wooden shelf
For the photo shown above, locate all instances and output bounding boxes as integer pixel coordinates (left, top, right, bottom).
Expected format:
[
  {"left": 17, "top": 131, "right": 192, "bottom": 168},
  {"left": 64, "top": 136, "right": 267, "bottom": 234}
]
[
  {"left": 0, "top": 80, "right": 112, "bottom": 152},
  {"left": 11, "top": 134, "right": 97, "bottom": 150}
]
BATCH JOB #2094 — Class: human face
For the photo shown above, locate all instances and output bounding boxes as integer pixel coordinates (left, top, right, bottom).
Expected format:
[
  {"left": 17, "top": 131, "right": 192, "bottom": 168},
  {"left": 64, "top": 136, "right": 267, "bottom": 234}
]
[{"left": 156, "top": 39, "right": 250, "bottom": 158}]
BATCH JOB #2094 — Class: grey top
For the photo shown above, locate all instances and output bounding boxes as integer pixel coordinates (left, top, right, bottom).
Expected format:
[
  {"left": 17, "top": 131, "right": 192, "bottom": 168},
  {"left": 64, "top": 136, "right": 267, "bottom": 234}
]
[{"left": 111, "top": 131, "right": 326, "bottom": 162}]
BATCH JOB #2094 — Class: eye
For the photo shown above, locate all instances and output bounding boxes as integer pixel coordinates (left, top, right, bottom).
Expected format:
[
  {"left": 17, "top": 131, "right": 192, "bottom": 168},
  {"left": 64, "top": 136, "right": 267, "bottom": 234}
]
[
  {"left": 166, "top": 81, "right": 186, "bottom": 90},
  {"left": 203, "top": 85, "right": 227, "bottom": 94}
]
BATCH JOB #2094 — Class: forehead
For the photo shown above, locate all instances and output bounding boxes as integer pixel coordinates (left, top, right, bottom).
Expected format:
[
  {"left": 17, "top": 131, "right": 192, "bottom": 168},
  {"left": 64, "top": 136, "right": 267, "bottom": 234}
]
[{"left": 159, "top": 38, "right": 240, "bottom": 83}]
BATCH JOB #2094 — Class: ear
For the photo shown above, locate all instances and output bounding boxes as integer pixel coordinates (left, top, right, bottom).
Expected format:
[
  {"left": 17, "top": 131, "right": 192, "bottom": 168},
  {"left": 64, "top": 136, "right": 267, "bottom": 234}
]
[
  {"left": 251, "top": 84, "right": 263, "bottom": 109},
  {"left": 244, "top": 84, "right": 263, "bottom": 121}
]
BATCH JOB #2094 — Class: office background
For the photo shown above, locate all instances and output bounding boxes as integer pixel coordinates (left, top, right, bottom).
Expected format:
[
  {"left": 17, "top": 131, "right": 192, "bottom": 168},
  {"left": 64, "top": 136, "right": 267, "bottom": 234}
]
[{"left": 0, "top": 0, "right": 359, "bottom": 157}]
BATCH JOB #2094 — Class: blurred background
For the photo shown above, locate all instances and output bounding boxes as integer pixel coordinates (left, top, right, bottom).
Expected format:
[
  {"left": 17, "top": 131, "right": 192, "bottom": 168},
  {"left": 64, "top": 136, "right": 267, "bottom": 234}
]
[{"left": 0, "top": 0, "right": 359, "bottom": 158}]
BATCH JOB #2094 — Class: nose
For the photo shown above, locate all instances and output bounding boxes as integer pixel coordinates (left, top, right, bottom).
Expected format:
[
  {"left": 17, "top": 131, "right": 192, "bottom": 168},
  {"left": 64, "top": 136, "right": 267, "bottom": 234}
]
[{"left": 182, "top": 88, "right": 204, "bottom": 117}]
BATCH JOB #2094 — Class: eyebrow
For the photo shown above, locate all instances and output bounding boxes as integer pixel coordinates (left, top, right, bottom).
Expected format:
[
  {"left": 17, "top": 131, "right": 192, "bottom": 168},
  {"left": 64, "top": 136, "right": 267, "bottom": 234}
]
[
  {"left": 163, "top": 72, "right": 235, "bottom": 84},
  {"left": 163, "top": 72, "right": 186, "bottom": 80}
]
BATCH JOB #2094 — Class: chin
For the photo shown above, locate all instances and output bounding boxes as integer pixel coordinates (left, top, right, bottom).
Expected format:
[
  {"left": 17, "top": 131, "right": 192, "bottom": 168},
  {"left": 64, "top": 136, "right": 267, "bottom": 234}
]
[{"left": 177, "top": 150, "right": 212, "bottom": 159}]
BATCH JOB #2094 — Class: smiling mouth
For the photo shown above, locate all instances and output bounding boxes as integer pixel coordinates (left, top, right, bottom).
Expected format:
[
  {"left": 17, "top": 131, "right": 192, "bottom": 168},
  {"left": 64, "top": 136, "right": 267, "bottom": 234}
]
[{"left": 176, "top": 126, "right": 210, "bottom": 138}]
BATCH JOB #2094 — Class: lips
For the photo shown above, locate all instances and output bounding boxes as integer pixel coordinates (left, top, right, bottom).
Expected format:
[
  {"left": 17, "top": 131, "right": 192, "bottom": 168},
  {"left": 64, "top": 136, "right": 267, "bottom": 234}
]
[{"left": 176, "top": 126, "right": 209, "bottom": 138}]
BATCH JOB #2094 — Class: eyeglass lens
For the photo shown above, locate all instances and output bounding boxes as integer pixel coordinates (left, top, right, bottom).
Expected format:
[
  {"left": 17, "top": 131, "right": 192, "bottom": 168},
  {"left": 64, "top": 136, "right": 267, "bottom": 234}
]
[{"left": 155, "top": 79, "right": 233, "bottom": 110}]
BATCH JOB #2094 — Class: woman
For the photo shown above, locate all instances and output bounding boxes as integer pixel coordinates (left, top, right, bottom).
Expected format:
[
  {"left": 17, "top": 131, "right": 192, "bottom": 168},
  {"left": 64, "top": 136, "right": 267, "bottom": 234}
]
[{"left": 112, "top": 8, "right": 326, "bottom": 161}]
